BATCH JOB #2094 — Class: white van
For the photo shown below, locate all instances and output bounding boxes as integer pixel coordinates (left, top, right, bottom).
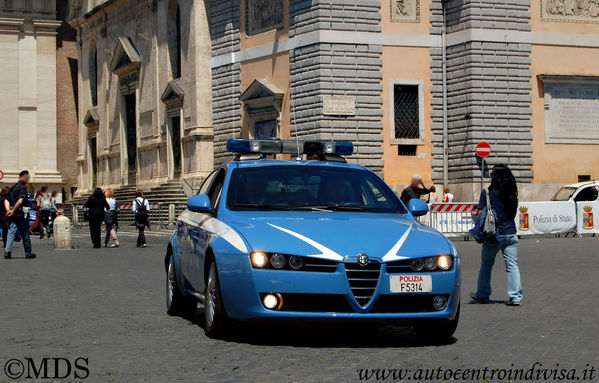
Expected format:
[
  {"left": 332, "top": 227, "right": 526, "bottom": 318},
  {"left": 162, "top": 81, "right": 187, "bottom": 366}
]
[{"left": 552, "top": 181, "right": 599, "bottom": 202}]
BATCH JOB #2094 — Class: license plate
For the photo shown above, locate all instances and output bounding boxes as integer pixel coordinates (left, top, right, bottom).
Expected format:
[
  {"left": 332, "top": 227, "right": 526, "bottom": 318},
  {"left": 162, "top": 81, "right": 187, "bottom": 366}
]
[{"left": 390, "top": 275, "right": 432, "bottom": 293}]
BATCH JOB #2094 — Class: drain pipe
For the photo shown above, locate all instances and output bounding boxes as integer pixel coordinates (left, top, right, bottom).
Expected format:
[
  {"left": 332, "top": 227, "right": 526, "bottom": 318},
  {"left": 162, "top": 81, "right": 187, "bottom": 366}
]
[{"left": 441, "top": 3, "right": 449, "bottom": 187}]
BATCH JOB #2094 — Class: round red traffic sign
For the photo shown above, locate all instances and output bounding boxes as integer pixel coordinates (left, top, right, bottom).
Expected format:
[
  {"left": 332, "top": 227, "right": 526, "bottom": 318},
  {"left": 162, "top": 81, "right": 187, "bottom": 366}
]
[
  {"left": 0, "top": 169, "right": 4, "bottom": 181},
  {"left": 475, "top": 142, "right": 491, "bottom": 158}
]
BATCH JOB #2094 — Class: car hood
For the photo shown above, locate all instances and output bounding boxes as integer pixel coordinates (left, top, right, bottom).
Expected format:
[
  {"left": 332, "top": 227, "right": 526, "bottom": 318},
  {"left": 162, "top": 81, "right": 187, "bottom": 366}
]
[{"left": 223, "top": 211, "right": 452, "bottom": 262}]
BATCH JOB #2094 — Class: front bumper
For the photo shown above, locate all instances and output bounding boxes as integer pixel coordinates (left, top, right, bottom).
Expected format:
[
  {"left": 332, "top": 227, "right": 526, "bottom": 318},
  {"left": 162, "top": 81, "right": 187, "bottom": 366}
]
[{"left": 216, "top": 254, "right": 461, "bottom": 323}]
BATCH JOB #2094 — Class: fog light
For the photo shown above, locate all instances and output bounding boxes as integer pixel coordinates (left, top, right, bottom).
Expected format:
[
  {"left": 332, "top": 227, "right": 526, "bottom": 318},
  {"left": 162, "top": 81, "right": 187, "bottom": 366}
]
[
  {"left": 433, "top": 295, "right": 447, "bottom": 311},
  {"left": 437, "top": 255, "right": 453, "bottom": 271},
  {"left": 424, "top": 257, "right": 437, "bottom": 271},
  {"left": 270, "top": 253, "right": 286, "bottom": 269},
  {"left": 289, "top": 255, "right": 304, "bottom": 270},
  {"left": 250, "top": 252, "right": 268, "bottom": 268},
  {"left": 410, "top": 258, "right": 424, "bottom": 271},
  {"left": 263, "top": 294, "right": 280, "bottom": 310}
]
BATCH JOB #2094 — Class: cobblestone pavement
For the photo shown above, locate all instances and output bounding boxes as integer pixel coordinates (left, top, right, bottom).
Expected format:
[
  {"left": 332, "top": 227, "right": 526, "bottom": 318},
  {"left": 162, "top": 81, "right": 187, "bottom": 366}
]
[{"left": 1, "top": 229, "right": 598, "bottom": 382}]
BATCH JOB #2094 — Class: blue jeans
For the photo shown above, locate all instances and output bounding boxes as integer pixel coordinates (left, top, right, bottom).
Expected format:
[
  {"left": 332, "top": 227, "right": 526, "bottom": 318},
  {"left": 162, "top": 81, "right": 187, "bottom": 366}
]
[
  {"left": 5, "top": 216, "right": 32, "bottom": 257},
  {"left": 476, "top": 234, "right": 523, "bottom": 303}
]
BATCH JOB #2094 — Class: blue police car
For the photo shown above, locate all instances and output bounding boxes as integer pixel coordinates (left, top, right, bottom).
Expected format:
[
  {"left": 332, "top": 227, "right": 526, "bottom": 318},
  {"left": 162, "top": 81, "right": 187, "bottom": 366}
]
[{"left": 165, "top": 139, "right": 460, "bottom": 340}]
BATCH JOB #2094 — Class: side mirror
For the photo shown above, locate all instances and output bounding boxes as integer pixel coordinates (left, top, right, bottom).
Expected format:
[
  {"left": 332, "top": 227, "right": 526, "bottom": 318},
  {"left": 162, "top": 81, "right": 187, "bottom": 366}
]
[
  {"left": 187, "top": 195, "right": 214, "bottom": 214},
  {"left": 408, "top": 198, "right": 429, "bottom": 217}
]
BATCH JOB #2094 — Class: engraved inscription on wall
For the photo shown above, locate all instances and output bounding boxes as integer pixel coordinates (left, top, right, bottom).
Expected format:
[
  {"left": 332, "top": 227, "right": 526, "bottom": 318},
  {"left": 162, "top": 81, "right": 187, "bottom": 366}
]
[
  {"left": 323, "top": 96, "right": 356, "bottom": 116},
  {"left": 391, "top": 0, "right": 419, "bottom": 22},
  {"left": 542, "top": 0, "right": 599, "bottom": 23},
  {"left": 247, "top": 0, "right": 283, "bottom": 36},
  {"left": 544, "top": 80, "right": 599, "bottom": 143}
]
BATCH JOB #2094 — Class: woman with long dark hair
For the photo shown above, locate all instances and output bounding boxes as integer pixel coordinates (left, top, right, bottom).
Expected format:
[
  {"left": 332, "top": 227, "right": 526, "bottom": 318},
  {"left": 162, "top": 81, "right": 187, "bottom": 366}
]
[
  {"left": 85, "top": 188, "right": 109, "bottom": 248},
  {"left": 470, "top": 164, "right": 523, "bottom": 306}
]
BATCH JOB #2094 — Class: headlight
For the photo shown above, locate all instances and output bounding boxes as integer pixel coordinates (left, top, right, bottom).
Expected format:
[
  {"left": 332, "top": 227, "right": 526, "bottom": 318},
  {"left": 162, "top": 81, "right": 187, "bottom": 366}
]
[
  {"left": 270, "top": 253, "right": 286, "bottom": 269},
  {"left": 289, "top": 255, "right": 304, "bottom": 270},
  {"left": 410, "top": 258, "right": 424, "bottom": 271},
  {"left": 424, "top": 257, "right": 437, "bottom": 270},
  {"left": 250, "top": 251, "right": 268, "bottom": 268},
  {"left": 437, "top": 255, "right": 453, "bottom": 271}
]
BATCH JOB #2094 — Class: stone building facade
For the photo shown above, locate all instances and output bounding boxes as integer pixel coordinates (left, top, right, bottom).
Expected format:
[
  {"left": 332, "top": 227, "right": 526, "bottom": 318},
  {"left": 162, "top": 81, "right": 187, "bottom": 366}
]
[
  {"left": 0, "top": 0, "right": 64, "bottom": 193},
  {"left": 210, "top": 0, "right": 599, "bottom": 200},
  {"left": 69, "top": 0, "right": 213, "bottom": 194},
  {"left": 69, "top": 0, "right": 599, "bottom": 200}
]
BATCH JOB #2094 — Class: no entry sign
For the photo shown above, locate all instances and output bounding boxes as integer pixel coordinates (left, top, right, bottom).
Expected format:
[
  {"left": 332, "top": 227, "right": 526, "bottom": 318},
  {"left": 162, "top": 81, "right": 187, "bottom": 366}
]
[{"left": 475, "top": 142, "right": 491, "bottom": 158}]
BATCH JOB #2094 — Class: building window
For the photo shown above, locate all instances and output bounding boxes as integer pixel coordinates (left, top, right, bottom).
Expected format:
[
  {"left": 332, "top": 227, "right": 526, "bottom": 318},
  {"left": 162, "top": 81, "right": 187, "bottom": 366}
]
[
  {"left": 89, "top": 40, "right": 98, "bottom": 106},
  {"left": 389, "top": 80, "right": 424, "bottom": 145},
  {"left": 167, "top": 0, "right": 182, "bottom": 79}
]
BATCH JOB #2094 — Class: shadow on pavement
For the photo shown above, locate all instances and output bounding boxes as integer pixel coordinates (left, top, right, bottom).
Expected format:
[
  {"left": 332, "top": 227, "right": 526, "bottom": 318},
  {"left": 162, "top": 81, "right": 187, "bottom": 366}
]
[{"left": 178, "top": 308, "right": 458, "bottom": 348}]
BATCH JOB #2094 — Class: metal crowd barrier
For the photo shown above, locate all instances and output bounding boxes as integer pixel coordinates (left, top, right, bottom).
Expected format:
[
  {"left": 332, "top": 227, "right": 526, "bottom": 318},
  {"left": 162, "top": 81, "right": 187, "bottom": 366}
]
[
  {"left": 65, "top": 202, "right": 169, "bottom": 230},
  {"left": 420, "top": 203, "right": 478, "bottom": 238}
]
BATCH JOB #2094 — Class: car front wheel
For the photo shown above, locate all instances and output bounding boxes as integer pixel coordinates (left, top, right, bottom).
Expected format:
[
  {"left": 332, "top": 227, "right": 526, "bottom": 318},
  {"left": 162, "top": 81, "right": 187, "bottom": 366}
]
[
  {"left": 204, "top": 261, "right": 229, "bottom": 337},
  {"left": 414, "top": 303, "right": 460, "bottom": 342}
]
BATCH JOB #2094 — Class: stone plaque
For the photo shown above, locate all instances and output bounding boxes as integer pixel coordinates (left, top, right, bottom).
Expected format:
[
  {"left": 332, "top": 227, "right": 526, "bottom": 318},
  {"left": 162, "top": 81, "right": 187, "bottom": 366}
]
[
  {"left": 391, "top": 0, "right": 419, "bottom": 22},
  {"left": 542, "top": 0, "right": 599, "bottom": 23},
  {"left": 323, "top": 96, "right": 356, "bottom": 116},
  {"left": 544, "top": 79, "right": 599, "bottom": 143},
  {"left": 247, "top": 0, "right": 283, "bottom": 36}
]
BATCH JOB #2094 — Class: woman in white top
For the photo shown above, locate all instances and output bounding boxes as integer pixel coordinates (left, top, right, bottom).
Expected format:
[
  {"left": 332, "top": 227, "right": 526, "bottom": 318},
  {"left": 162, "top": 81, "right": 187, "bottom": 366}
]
[
  {"left": 427, "top": 185, "right": 438, "bottom": 204},
  {"left": 104, "top": 188, "right": 120, "bottom": 247},
  {"left": 442, "top": 187, "right": 455, "bottom": 203},
  {"left": 132, "top": 190, "right": 150, "bottom": 247}
]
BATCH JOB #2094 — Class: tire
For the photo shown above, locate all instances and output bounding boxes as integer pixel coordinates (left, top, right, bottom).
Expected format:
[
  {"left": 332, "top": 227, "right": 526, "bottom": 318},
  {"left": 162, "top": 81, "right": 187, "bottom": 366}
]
[
  {"left": 166, "top": 255, "right": 196, "bottom": 316},
  {"left": 204, "top": 260, "right": 229, "bottom": 337},
  {"left": 414, "top": 303, "right": 460, "bottom": 342}
]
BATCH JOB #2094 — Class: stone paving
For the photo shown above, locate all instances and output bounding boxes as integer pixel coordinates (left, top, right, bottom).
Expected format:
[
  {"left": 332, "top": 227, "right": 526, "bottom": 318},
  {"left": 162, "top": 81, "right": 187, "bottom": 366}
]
[{"left": 1, "top": 229, "right": 598, "bottom": 382}]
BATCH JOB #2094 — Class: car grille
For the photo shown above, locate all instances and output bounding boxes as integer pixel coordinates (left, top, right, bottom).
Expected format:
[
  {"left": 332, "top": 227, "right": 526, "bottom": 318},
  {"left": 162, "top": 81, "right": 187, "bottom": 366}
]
[
  {"left": 370, "top": 294, "right": 450, "bottom": 313},
  {"left": 345, "top": 262, "right": 382, "bottom": 307},
  {"left": 302, "top": 257, "right": 338, "bottom": 273}
]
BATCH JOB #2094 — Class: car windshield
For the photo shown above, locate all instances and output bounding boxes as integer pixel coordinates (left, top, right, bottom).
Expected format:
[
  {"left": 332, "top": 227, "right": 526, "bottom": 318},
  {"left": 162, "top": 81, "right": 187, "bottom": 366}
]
[
  {"left": 227, "top": 165, "right": 407, "bottom": 213},
  {"left": 551, "top": 187, "right": 576, "bottom": 201}
]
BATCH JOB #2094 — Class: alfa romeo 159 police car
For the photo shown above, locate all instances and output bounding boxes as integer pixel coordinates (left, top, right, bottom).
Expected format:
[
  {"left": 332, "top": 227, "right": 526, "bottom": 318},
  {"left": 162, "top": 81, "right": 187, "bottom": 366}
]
[{"left": 165, "top": 139, "right": 460, "bottom": 340}]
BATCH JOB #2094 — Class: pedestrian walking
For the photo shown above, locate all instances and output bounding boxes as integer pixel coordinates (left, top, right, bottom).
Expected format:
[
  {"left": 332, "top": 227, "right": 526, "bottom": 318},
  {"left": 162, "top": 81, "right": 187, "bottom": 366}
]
[
  {"left": 400, "top": 174, "right": 431, "bottom": 206},
  {"left": 427, "top": 185, "right": 438, "bottom": 204},
  {"left": 0, "top": 186, "right": 9, "bottom": 250},
  {"left": 37, "top": 186, "right": 52, "bottom": 239},
  {"left": 470, "top": 164, "right": 523, "bottom": 306},
  {"left": 104, "top": 188, "right": 120, "bottom": 248},
  {"left": 133, "top": 191, "right": 150, "bottom": 248},
  {"left": 4, "top": 171, "right": 36, "bottom": 259},
  {"left": 442, "top": 187, "right": 454, "bottom": 203},
  {"left": 85, "top": 188, "right": 109, "bottom": 249}
]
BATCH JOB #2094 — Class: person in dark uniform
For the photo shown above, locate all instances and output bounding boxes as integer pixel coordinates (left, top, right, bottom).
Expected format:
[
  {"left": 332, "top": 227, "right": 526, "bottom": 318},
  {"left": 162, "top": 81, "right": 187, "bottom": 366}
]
[
  {"left": 400, "top": 174, "right": 431, "bottom": 206},
  {"left": 4, "top": 170, "right": 36, "bottom": 259},
  {"left": 85, "top": 188, "right": 109, "bottom": 249},
  {"left": 0, "top": 186, "right": 9, "bottom": 250}
]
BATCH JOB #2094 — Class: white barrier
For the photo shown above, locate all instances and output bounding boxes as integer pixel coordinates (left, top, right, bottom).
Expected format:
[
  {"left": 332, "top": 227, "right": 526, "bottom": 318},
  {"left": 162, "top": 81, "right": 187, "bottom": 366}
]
[
  {"left": 423, "top": 203, "right": 478, "bottom": 237},
  {"left": 576, "top": 201, "right": 599, "bottom": 235},
  {"left": 515, "top": 201, "right": 576, "bottom": 236}
]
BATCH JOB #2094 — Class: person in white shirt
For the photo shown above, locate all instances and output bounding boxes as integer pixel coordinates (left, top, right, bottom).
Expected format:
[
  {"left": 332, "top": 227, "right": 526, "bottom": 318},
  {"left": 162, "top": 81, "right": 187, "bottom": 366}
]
[
  {"left": 427, "top": 185, "right": 438, "bottom": 204},
  {"left": 442, "top": 187, "right": 455, "bottom": 203},
  {"left": 104, "top": 188, "right": 120, "bottom": 248},
  {"left": 132, "top": 190, "right": 150, "bottom": 248}
]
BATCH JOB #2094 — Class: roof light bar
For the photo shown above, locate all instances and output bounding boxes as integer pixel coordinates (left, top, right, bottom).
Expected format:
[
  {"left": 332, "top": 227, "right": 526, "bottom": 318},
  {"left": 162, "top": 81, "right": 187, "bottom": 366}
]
[{"left": 226, "top": 139, "right": 354, "bottom": 156}]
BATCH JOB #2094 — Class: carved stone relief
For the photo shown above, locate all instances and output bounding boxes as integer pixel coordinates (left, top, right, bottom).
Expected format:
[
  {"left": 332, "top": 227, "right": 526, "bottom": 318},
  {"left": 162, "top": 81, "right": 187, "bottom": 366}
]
[
  {"left": 391, "top": 0, "right": 419, "bottom": 22},
  {"left": 542, "top": 0, "right": 599, "bottom": 22},
  {"left": 247, "top": 0, "right": 283, "bottom": 35}
]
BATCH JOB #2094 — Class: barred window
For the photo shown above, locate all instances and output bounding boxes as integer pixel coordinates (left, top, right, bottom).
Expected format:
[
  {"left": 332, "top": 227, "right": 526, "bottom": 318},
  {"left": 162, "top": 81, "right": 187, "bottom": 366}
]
[{"left": 393, "top": 84, "right": 419, "bottom": 140}]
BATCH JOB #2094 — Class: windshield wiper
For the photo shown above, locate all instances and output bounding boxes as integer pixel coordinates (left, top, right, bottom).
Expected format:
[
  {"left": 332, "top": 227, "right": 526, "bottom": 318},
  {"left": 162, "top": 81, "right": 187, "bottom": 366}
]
[
  {"left": 294, "top": 205, "right": 385, "bottom": 213},
  {"left": 232, "top": 203, "right": 292, "bottom": 211}
]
